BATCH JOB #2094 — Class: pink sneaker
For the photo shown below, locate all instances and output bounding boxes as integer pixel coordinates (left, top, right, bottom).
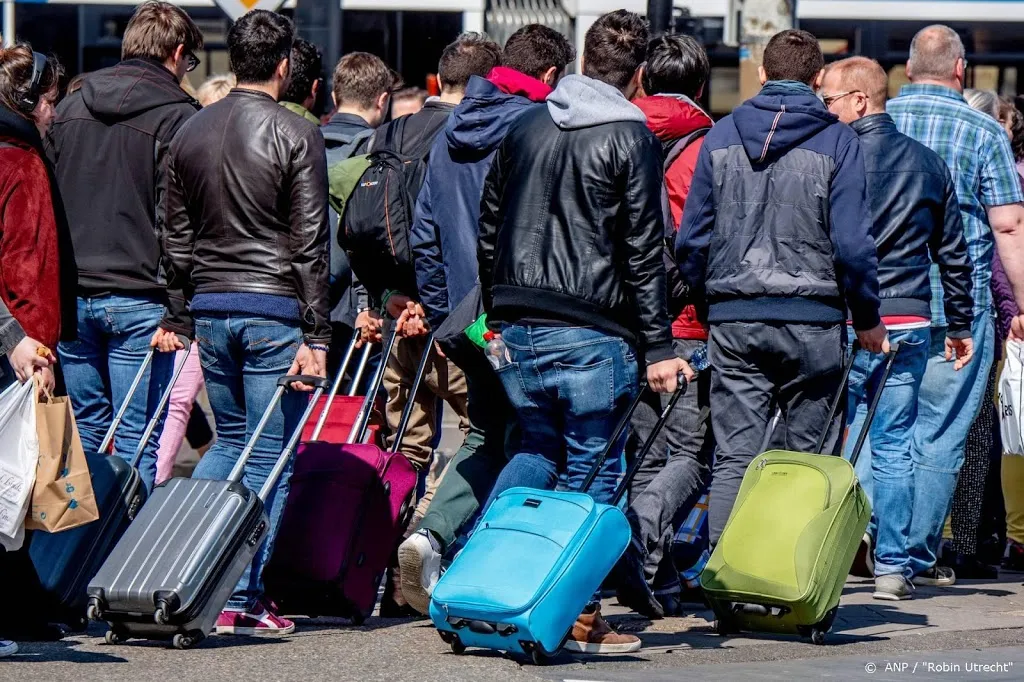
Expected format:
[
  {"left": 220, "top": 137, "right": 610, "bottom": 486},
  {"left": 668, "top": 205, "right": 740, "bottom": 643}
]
[{"left": 215, "top": 601, "right": 295, "bottom": 636}]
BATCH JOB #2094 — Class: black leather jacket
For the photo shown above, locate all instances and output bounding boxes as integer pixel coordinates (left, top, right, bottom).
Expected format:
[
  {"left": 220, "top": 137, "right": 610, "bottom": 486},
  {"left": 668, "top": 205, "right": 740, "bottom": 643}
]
[
  {"left": 164, "top": 89, "right": 331, "bottom": 343},
  {"left": 852, "top": 114, "right": 973, "bottom": 336},
  {"left": 479, "top": 105, "right": 674, "bottom": 364}
]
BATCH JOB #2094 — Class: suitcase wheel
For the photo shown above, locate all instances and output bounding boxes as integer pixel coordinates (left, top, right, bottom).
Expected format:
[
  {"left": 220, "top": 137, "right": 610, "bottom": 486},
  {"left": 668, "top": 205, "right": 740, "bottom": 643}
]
[
  {"left": 351, "top": 612, "right": 366, "bottom": 627},
  {"left": 86, "top": 601, "right": 102, "bottom": 622},
  {"left": 438, "top": 631, "right": 465, "bottom": 655},
  {"left": 529, "top": 647, "right": 548, "bottom": 666},
  {"left": 713, "top": 619, "right": 735, "bottom": 637},
  {"left": 155, "top": 602, "right": 171, "bottom": 625},
  {"left": 172, "top": 631, "right": 204, "bottom": 650},
  {"left": 104, "top": 626, "right": 127, "bottom": 645},
  {"left": 810, "top": 628, "right": 826, "bottom": 645}
]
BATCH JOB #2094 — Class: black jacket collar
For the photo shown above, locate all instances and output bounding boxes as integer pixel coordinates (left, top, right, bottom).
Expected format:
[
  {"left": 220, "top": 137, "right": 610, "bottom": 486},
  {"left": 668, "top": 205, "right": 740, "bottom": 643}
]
[{"left": 851, "top": 113, "right": 898, "bottom": 136}]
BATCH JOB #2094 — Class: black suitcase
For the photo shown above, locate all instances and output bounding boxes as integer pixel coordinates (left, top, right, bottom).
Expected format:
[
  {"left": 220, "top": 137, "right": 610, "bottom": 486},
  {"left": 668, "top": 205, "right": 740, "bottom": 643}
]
[
  {"left": 29, "top": 344, "right": 191, "bottom": 630},
  {"left": 86, "top": 375, "right": 328, "bottom": 649}
]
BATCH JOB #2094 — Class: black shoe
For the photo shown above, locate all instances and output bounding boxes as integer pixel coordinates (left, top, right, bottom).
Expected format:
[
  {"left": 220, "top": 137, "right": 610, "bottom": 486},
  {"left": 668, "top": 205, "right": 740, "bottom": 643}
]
[
  {"left": 947, "top": 551, "right": 999, "bottom": 580},
  {"left": 379, "top": 562, "right": 423, "bottom": 619},
  {"left": 657, "top": 593, "right": 686, "bottom": 617},
  {"left": 613, "top": 544, "right": 664, "bottom": 620}
]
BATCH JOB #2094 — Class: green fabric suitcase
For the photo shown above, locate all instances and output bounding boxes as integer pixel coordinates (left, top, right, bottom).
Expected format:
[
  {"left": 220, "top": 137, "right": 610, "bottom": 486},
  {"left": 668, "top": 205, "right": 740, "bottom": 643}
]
[{"left": 701, "top": 346, "right": 898, "bottom": 644}]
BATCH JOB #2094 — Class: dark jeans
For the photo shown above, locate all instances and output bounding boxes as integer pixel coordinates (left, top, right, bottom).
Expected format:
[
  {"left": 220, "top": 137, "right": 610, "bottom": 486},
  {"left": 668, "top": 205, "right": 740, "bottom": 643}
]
[
  {"left": 627, "top": 339, "right": 714, "bottom": 589},
  {"left": 416, "top": 366, "right": 515, "bottom": 551},
  {"left": 707, "top": 321, "right": 845, "bottom": 544}
]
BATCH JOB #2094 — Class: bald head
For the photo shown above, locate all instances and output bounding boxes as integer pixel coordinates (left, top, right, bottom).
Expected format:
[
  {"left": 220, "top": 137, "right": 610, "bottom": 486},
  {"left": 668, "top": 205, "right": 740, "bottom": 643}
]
[
  {"left": 825, "top": 57, "right": 887, "bottom": 112},
  {"left": 908, "top": 25, "right": 966, "bottom": 86}
]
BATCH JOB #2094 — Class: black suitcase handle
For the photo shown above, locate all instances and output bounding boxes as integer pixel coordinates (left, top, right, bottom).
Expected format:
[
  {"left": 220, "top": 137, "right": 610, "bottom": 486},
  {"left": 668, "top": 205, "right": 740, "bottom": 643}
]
[
  {"left": 348, "top": 320, "right": 400, "bottom": 444},
  {"left": 390, "top": 331, "right": 436, "bottom": 454},
  {"left": 579, "top": 371, "right": 691, "bottom": 505},
  {"left": 98, "top": 341, "right": 194, "bottom": 469},
  {"left": 814, "top": 341, "right": 901, "bottom": 466}
]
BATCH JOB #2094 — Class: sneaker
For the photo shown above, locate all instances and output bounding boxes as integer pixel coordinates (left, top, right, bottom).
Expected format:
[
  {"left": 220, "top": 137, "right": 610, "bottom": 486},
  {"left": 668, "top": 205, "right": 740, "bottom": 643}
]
[
  {"left": 850, "top": 533, "right": 875, "bottom": 578},
  {"left": 0, "top": 640, "right": 17, "bottom": 658},
  {"left": 1002, "top": 540, "right": 1024, "bottom": 572},
  {"left": 214, "top": 601, "right": 295, "bottom": 635},
  {"left": 873, "top": 574, "right": 914, "bottom": 601},
  {"left": 911, "top": 566, "right": 956, "bottom": 587},
  {"left": 562, "top": 606, "right": 642, "bottom": 655},
  {"left": 398, "top": 529, "right": 442, "bottom": 615},
  {"left": 614, "top": 544, "right": 664, "bottom": 620}
]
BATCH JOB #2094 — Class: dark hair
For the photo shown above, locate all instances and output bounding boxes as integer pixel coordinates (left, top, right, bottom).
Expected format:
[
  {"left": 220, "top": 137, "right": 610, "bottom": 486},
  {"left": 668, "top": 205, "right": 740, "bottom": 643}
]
[
  {"left": 332, "top": 52, "right": 395, "bottom": 109},
  {"left": 122, "top": 1, "right": 203, "bottom": 62},
  {"left": 437, "top": 32, "right": 501, "bottom": 91},
  {"left": 762, "top": 29, "right": 824, "bottom": 85},
  {"left": 503, "top": 24, "right": 576, "bottom": 82},
  {"left": 642, "top": 34, "right": 709, "bottom": 98},
  {"left": 228, "top": 10, "right": 295, "bottom": 85},
  {"left": 281, "top": 39, "right": 322, "bottom": 105},
  {"left": 0, "top": 44, "right": 63, "bottom": 117},
  {"left": 582, "top": 10, "right": 649, "bottom": 90}
]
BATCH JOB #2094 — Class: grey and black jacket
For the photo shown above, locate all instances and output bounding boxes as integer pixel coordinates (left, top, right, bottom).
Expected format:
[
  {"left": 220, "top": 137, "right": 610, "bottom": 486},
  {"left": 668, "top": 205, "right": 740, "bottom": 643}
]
[{"left": 677, "top": 81, "right": 881, "bottom": 331}]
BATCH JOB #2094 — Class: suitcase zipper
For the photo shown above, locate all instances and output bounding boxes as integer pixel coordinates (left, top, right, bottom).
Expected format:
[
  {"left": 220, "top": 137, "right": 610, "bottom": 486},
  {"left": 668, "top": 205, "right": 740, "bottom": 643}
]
[{"left": 759, "top": 458, "right": 832, "bottom": 507}]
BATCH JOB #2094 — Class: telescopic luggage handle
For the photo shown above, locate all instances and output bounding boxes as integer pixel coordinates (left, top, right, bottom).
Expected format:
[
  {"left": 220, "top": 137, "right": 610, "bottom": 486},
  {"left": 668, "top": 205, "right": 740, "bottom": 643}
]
[
  {"left": 390, "top": 331, "right": 436, "bottom": 454},
  {"left": 98, "top": 334, "right": 192, "bottom": 465},
  {"left": 226, "top": 374, "right": 330, "bottom": 501},
  {"left": 308, "top": 330, "right": 374, "bottom": 442},
  {"left": 349, "top": 320, "right": 400, "bottom": 444},
  {"left": 815, "top": 340, "right": 901, "bottom": 466},
  {"left": 579, "top": 371, "right": 691, "bottom": 504}
]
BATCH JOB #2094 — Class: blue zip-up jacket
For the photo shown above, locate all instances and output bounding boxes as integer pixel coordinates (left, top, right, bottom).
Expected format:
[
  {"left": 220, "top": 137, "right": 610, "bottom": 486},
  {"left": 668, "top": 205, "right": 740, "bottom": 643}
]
[
  {"left": 676, "top": 81, "right": 881, "bottom": 330},
  {"left": 410, "top": 76, "right": 541, "bottom": 327}
]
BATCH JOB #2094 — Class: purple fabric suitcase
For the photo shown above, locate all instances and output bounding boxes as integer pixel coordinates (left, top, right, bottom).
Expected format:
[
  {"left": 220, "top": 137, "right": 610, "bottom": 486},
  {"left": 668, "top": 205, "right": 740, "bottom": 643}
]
[{"left": 264, "top": 328, "right": 427, "bottom": 623}]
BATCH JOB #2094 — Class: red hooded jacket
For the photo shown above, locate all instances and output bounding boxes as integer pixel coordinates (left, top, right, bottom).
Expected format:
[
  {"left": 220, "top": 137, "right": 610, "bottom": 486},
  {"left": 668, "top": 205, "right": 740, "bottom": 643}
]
[{"left": 635, "top": 94, "right": 713, "bottom": 341}]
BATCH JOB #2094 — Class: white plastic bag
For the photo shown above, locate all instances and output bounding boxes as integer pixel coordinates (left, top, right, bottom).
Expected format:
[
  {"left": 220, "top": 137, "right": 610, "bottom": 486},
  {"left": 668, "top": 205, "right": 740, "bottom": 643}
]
[
  {"left": 1000, "top": 339, "right": 1024, "bottom": 456},
  {"left": 0, "top": 378, "right": 39, "bottom": 550}
]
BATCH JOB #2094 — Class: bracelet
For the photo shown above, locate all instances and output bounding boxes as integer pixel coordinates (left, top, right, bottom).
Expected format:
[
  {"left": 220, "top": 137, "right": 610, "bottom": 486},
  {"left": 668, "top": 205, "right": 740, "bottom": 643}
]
[{"left": 307, "top": 343, "right": 330, "bottom": 353}]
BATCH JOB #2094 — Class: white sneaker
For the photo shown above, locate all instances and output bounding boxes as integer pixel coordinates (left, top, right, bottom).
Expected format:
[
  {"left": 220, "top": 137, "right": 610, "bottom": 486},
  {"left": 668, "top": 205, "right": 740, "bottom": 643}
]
[
  {"left": 398, "top": 529, "right": 442, "bottom": 615},
  {"left": 873, "top": 574, "right": 914, "bottom": 601},
  {"left": 0, "top": 640, "right": 17, "bottom": 658}
]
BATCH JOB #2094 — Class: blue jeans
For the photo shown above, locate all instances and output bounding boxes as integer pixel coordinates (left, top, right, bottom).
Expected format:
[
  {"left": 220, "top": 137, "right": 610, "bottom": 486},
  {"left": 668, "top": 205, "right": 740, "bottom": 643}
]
[
  {"left": 191, "top": 314, "right": 305, "bottom": 612},
  {"left": 843, "top": 326, "right": 929, "bottom": 578},
  {"left": 58, "top": 295, "right": 174, "bottom": 493},
  {"left": 482, "top": 325, "right": 637, "bottom": 517},
  {"left": 907, "top": 315, "right": 995, "bottom": 576}
]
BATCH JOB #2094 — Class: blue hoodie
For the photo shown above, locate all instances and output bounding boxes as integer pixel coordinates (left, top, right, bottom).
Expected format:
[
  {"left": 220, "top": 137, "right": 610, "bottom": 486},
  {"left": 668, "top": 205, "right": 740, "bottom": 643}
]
[
  {"left": 676, "top": 81, "right": 880, "bottom": 330},
  {"left": 410, "top": 75, "right": 543, "bottom": 327}
]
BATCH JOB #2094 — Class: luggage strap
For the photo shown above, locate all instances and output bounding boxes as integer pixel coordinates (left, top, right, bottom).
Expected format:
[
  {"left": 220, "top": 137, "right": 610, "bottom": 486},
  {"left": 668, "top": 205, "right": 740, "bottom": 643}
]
[
  {"left": 815, "top": 341, "right": 901, "bottom": 466},
  {"left": 579, "top": 372, "right": 691, "bottom": 505},
  {"left": 98, "top": 335, "right": 194, "bottom": 469},
  {"left": 228, "top": 375, "right": 330, "bottom": 501}
]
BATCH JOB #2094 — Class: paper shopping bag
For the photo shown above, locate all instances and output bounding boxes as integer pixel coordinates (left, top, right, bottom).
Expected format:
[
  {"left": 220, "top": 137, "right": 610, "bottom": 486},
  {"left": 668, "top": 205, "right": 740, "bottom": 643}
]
[{"left": 26, "top": 381, "right": 99, "bottom": 532}]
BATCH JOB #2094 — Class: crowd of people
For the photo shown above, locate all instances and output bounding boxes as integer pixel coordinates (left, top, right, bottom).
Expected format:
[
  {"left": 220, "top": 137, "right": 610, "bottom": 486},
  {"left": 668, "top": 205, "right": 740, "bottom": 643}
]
[{"left": 2, "top": 0, "right": 1024, "bottom": 659}]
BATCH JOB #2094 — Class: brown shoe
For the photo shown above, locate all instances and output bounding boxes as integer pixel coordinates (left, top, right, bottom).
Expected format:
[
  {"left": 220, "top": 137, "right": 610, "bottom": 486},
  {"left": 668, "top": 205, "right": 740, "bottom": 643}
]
[{"left": 562, "top": 606, "right": 641, "bottom": 654}]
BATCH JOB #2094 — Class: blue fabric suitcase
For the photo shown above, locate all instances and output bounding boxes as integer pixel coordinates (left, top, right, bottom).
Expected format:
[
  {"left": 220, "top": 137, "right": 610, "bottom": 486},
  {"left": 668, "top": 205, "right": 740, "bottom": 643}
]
[{"left": 429, "top": 378, "right": 687, "bottom": 664}]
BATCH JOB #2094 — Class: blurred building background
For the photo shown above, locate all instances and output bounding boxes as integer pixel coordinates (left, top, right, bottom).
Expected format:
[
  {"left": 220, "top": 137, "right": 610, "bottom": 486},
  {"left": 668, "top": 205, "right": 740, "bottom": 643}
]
[{"left": 4, "top": 0, "right": 1024, "bottom": 118}]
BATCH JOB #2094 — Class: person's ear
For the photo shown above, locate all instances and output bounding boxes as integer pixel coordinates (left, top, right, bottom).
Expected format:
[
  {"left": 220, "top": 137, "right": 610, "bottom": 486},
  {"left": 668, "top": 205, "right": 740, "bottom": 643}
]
[
  {"left": 905, "top": 61, "right": 913, "bottom": 82},
  {"left": 311, "top": 78, "right": 320, "bottom": 100},
  {"left": 332, "top": 91, "right": 338, "bottom": 107},
  {"left": 758, "top": 65, "right": 768, "bottom": 86},
  {"left": 696, "top": 82, "right": 705, "bottom": 100},
  {"left": 813, "top": 69, "right": 825, "bottom": 91},
  {"left": 376, "top": 91, "right": 389, "bottom": 114},
  {"left": 541, "top": 65, "right": 559, "bottom": 87},
  {"left": 277, "top": 57, "right": 290, "bottom": 82},
  {"left": 956, "top": 57, "right": 967, "bottom": 86}
]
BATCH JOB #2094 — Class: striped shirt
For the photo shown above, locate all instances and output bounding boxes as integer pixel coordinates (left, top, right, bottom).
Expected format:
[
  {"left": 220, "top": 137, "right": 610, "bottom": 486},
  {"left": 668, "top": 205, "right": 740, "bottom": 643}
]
[{"left": 888, "top": 84, "right": 1023, "bottom": 326}]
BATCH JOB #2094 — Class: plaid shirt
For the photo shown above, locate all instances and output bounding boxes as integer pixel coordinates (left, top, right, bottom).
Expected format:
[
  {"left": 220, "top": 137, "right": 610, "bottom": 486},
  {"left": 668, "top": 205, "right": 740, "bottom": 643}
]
[{"left": 888, "top": 84, "right": 1023, "bottom": 326}]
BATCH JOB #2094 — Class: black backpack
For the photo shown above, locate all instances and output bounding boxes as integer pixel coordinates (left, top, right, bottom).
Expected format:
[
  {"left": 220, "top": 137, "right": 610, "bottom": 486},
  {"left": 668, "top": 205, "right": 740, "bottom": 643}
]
[{"left": 341, "top": 117, "right": 431, "bottom": 303}]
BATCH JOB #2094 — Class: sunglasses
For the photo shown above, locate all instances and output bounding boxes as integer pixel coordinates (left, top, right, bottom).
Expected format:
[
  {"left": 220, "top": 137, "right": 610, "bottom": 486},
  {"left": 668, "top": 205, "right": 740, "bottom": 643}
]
[
  {"left": 186, "top": 52, "right": 200, "bottom": 73},
  {"left": 820, "top": 90, "right": 862, "bottom": 107}
]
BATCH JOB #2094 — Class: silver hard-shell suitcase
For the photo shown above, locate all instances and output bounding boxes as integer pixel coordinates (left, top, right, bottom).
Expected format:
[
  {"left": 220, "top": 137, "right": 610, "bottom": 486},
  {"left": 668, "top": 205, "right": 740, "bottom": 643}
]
[{"left": 86, "top": 375, "right": 328, "bottom": 649}]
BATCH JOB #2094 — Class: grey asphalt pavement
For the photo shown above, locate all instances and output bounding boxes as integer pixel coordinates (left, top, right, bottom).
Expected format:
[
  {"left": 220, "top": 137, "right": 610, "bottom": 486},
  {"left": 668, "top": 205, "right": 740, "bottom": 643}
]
[{"left": 6, "top": 575, "right": 1024, "bottom": 681}]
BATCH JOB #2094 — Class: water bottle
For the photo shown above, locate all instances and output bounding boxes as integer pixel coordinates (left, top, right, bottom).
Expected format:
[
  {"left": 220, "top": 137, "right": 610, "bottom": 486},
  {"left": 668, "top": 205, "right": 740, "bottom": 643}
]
[
  {"left": 484, "top": 331, "right": 511, "bottom": 370},
  {"left": 690, "top": 343, "right": 710, "bottom": 373}
]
